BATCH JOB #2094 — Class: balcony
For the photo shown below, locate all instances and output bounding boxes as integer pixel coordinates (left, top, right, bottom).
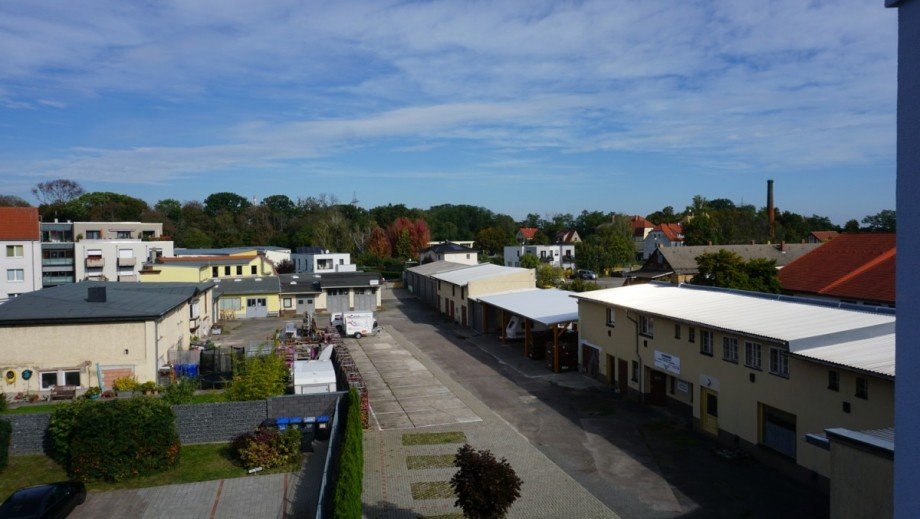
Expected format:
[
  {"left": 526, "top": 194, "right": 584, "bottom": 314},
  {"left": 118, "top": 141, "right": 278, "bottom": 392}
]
[
  {"left": 85, "top": 257, "right": 105, "bottom": 268},
  {"left": 118, "top": 274, "right": 138, "bottom": 282},
  {"left": 117, "top": 257, "right": 137, "bottom": 267},
  {"left": 42, "top": 257, "right": 74, "bottom": 267},
  {"left": 42, "top": 275, "right": 74, "bottom": 286}
]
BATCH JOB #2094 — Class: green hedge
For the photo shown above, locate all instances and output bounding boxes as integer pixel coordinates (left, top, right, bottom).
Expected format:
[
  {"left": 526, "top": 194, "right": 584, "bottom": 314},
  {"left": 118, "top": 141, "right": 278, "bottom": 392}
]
[
  {"left": 0, "top": 419, "right": 10, "bottom": 471},
  {"left": 332, "top": 389, "right": 363, "bottom": 519},
  {"left": 65, "top": 398, "right": 180, "bottom": 482}
]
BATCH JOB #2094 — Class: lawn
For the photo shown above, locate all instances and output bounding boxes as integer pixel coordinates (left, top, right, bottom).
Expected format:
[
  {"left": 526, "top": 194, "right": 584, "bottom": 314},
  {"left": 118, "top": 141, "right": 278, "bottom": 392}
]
[
  {"left": 402, "top": 431, "right": 467, "bottom": 446},
  {"left": 406, "top": 455, "right": 456, "bottom": 470},
  {"left": 3, "top": 403, "right": 62, "bottom": 415},
  {"left": 185, "top": 391, "right": 227, "bottom": 404},
  {"left": 0, "top": 443, "right": 301, "bottom": 497}
]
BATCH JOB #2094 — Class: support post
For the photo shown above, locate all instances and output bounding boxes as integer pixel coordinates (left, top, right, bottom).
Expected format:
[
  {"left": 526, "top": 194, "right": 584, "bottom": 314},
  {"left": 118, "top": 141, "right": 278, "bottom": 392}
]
[
  {"left": 524, "top": 318, "right": 531, "bottom": 358},
  {"left": 500, "top": 310, "right": 507, "bottom": 344},
  {"left": 553, "top": 325, "right": 562, "bottom": 373}
]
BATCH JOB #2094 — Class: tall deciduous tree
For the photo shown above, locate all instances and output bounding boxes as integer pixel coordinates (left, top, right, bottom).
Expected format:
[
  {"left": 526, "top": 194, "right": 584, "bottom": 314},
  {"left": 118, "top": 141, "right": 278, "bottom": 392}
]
[
  {"left": 32, "top": 179, "right": 84, "bottom": 205},
  {"left": 475, "top": 227, "right": 511, "bottom": 256},
  {"left": 862, "top": 210, "right": 896, "bottom": 232},
  {"left": 0, "top": 195, "right": 30, "bottom": 207},
  {"left": 366, "top": 226, "right": 392, "bottom": 258},
  {"left": 203, "top": 192, "right": 251, "bottom": 217},
  {"left": 692, "top": 250, "right": 780, "bottom": 294}
]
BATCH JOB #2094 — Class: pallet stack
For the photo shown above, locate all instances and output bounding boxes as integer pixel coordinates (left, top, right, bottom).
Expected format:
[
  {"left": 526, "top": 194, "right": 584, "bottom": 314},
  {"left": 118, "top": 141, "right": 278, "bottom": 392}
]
[{"left": 324, "top": 326, "right": 370, "bottom": 429}]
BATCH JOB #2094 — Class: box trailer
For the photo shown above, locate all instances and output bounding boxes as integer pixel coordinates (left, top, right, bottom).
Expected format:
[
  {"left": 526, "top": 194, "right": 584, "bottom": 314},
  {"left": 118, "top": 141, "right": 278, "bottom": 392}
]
[
  {"left": 292, "top": 359, "right": 337, "bottom": 394},
  {"left": 331, "top": 311, "right": 382, "bottom": 338}
]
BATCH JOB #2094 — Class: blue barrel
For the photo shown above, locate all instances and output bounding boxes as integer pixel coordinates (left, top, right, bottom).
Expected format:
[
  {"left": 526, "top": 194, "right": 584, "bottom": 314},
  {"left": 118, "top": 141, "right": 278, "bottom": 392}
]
[
  {"left": 290, "top": 417, "right": 304, "bottom": 430},
  {"left": 188, "top": 364, "right": 199, "bottom": 378},
  {"left": 276, "top": 417, "right": 291, "bottom": 431}
]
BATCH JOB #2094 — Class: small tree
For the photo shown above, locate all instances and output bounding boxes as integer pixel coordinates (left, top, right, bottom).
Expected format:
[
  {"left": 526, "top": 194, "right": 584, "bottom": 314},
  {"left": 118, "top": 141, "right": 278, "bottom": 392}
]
[
  {"left": 535, "top": 264, "right": 563, "bottom": 288},
  {"left": 450, "top": 444, "right": 522, "bottom": 519},
  {"left": 519, "top": 253, "right": 540, "bottom": 269},
  {"left": 226, "top": 352, "right": 289, "bottom": 401}
]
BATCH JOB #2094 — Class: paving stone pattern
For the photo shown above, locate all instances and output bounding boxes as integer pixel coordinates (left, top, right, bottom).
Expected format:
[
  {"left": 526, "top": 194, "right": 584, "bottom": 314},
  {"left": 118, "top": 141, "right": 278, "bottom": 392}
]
[{"left": 4, "top": 413, "right": 50, "bottom": 454}]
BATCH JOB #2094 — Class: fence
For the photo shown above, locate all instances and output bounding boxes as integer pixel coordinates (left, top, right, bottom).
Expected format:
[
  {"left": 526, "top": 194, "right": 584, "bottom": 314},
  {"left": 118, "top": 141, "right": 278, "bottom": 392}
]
[{"left": 315, "top": 393, "right": 347, "bottom": 519}]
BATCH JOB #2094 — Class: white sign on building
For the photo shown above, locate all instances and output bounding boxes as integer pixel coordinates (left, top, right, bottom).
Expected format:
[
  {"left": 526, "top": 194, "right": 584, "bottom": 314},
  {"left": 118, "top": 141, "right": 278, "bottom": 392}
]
[{"left": 653, "top": 350, "right": 680, "bottom": 375}]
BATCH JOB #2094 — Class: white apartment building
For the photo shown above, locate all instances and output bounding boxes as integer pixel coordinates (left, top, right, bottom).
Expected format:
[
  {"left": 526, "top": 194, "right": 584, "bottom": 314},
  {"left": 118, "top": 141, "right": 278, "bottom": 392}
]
[
  {"left": 76, "top": 240, "right": 175, "bottom": 282},
  {"left": 504, "top": 244, "right": 576, "bottom": 269},
  {"left": 0, "top": 208, "right": 43, "bottom": 304},
  {"left": 292, "top": 247, "right": 356, "bottom": 274}
]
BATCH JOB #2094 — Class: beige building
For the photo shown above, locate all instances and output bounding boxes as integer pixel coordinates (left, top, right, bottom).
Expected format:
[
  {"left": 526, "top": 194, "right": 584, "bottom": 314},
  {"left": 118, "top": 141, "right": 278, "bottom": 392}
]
[
  {"left": 432, "top": 264, "right": 534, "bottom": 327},
  {"left": 573, "top": 283, "right": 894, "bottom": 484},
  {"left": 0, "top": 281, "right": 214, "bottom": 394},
  {"left": 419, "top": 242, "right": 479, "bottom": 265},
  {"left": 76, "top": 239, "right": 174, "bottom": 282}
]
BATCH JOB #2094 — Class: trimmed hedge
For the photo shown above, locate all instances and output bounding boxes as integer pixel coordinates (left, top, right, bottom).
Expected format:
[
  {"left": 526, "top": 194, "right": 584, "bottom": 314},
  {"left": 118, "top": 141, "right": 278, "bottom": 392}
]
[
  {"left": 0, "top": 419, "right": 10, "bottom": 471},
  {"left": 48, "top": 398, "right": 92, "bottom": 467},
  {"left": 332, "top": 389, "right": 363, "bottom": 519},
  {"left": 67, "top": 398, "right": 180, "bottom": 482}
]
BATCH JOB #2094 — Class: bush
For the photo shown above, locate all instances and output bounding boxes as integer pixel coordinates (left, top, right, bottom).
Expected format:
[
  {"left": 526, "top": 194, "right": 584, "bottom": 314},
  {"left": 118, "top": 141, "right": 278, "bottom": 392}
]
[
  {"left": 67, "top": 398, "right": 180, "bottom": 482},
  {"left": 0, "top": 419, "right": 11, "bottom": 471},
  {"left": 82, "top": 387, "right": 101, "bottom": 399},
  {"left": 225, "top": 353, "right": 289, "bottom": 401},
  {"left": 49, "top": 399, "right": 92, "bottom": 467},
  {"left": 0, "top": 392, "right": 7, "bottom": 413},
  {"left": 112, "top": 376, "right": 138, "bottom": 392},
  {"left": 232, "top": 427, "right": 300, "bottom": 470},
  {"left": 161, "top": 377, "right": 198, "bottom": 405},
  {"left": 450, "top": 444, "right": 522, "bottom": 519},
  {"left": 332, "top": 389, "right": 364, "bottom": 519}
]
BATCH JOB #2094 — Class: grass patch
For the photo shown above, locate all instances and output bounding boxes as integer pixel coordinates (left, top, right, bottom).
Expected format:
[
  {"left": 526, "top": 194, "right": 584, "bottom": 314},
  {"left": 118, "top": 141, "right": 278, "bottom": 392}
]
[
  {"left": 402, "top": 431, "right": 467, "bottom": 446},
  {"left": 0, "top": 443, "right": 300, "bottom": 496},
  {"left": 3, "top": 403, "right": 63, "bottom": 415},
  {"left": 410, "top": 481, "right": 454, "bottom": 500},
  {"left": 406, "top": 455, "right": 455, "bottom": 470}
]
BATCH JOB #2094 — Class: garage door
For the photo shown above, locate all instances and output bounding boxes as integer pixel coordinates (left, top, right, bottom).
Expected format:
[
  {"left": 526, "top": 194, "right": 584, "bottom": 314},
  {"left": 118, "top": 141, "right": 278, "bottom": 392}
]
[
  {"left": 245, "top": 298, "right": 268, "bottom": 318},
  {"left": 296, "top": 296, "right": 315, "bottom": 315},
  {"left": 354, "top": 288, "right": 377, "bottom": 312},
  {"left": 761, "top": 404, "right": 797, "bottom": 458},
  {"left": 326, "top": 289, "right": 349, "bottom": 314}
]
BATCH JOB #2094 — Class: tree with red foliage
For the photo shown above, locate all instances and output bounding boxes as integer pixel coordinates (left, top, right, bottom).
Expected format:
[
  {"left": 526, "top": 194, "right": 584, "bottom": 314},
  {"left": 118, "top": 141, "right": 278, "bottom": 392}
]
[
  {"left": 366, "top": 226, "right": 392, "bottom": 258},
  {"left": 386, "top": 217, "right": 430, "bottom": 258}
]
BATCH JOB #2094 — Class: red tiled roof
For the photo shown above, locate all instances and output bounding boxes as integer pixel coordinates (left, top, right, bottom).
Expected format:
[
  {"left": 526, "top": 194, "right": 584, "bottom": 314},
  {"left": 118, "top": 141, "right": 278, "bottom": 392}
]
[
  {"left": 809, "top": 231, "right": 839, "bottom": 242},
  {"left": 517, "top": 227, "right": 538, "bottom": 239},
  {"left": 631, "top": 216, "right": 654, "bottom": 237},
  {"left": 778, "top": 233, "right": 895, "bottom": 304},
  {"left": 554, "top": 229, "right": 579, "bottom": 243},
  {"left": 654, "top": 223, "right": 684, "bottom": 242},
  {"left": 0, "top": 207, "right": 40, "bottom": 240}
]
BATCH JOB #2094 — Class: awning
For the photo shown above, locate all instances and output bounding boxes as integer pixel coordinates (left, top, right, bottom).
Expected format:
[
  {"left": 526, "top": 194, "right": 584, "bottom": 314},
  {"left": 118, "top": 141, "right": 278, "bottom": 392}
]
[{"left": 474, "top": 288, "right": 578, "bottom": 326}]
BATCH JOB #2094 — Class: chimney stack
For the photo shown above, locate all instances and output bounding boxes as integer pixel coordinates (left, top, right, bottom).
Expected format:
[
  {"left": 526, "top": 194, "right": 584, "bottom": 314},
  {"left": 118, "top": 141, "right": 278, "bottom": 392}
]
[
  {"left": 87, "top": 286, "right": 107, "bottom": 303},
  {"left": 767, "top": 179, "right": 775, "bottom": 240}
]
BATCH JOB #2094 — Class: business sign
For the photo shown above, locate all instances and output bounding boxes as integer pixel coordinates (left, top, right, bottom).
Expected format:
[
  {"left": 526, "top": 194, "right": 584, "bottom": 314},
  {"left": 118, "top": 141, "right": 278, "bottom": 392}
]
[
  {"left": 675, "top": 380, "right": 690, "bottom": 394},
  {"left": 699, "top": 374, "right": 720, "bottom": 392},
  {"left": 654, "top": 350, "right": 680, "bottom": 375}
]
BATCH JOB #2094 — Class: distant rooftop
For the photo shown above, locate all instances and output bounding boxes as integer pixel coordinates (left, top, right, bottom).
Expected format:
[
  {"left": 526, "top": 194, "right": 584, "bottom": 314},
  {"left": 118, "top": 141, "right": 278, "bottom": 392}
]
[
  {"left": 176, "top": 246, "right": 290, "bottom": 256},
  {"left": 0, "top": 207, "right": 40, "bottom": 241}
]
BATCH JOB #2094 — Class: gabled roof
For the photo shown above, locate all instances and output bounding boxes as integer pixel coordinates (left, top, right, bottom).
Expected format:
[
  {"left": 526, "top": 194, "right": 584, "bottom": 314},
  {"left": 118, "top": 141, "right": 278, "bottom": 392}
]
[
  {"left": 0, "top": 207, "right": 40, "bottom": 241},
  {"left": 641, "top": 243, "right": 821, "bottom": 276},
  {"left": 422, "top": 242, "right": 479, "bottom": 254},
  {"left": 808, "top": 231, "right": 839, "bottom": 242},
  {"left": 517, "top": 227, "right": 538, "bottom": 240},
  {"left": 213, "top": 276, "right": 281, "bottom": 296},
  {"left": 554, "top": 229, "right": 580, "bottom": 244},
  {"left": 431, "top": 264, "right": 531, "bottom": 286},
  {"left": 779, "top": 233, "right": 895, "bottom": 304},
  {"left": 630, "top": 215, "right": 654, "bottom": 237},
  {"left": 278, "top": 273, "right": 321, "bottom": 294},
  {"left": 653, "top": 223, "right": 684, "bottom": 242},
  {"left": 406, "top": 261, "right": 476, "bottom": 276},
  {"left": 0, "top": 281, "right": 213, "bottom": 325}
]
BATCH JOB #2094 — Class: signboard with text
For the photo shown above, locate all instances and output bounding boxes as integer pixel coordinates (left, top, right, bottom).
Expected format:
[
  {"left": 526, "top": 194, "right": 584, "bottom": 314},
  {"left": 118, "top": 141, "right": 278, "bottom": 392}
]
[{"left": 654, "top": 350, "right": 680, "bottom": 375}]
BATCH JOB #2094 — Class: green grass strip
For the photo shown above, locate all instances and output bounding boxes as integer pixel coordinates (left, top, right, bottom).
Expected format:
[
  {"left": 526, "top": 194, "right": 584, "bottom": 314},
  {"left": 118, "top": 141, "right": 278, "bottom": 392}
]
[
  {"left": 410, "top": 481, "right": 454, "bottom": 500},
  {"left": 401, "top": 431, "right": 467, "bottom": 446},
  {"left": 406, "top": 454, "right": 456, "bottom": 470}
]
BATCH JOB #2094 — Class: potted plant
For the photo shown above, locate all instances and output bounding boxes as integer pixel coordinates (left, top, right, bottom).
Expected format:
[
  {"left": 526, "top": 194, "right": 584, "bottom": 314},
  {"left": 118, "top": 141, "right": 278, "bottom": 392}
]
[
  {"left": 101, "top": 390, "right": 116, "bottom": 399},
  {"left": 140, "top": 381, "right": 158, "bottom": 395},
  {"left": 83, "top": 386, "right": 102, "bottom": 400},
  {"left": 112, "top": 375, "right": 138, "bottom": 397}
]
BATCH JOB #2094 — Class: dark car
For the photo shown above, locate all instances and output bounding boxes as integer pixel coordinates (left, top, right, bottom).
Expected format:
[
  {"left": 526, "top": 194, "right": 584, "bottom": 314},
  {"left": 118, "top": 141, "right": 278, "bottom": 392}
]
[
  {"left": 0, "top": 482, "right": 86, "bottom": 519},
  {"left": 575, "top": 269, "right": 597, "bottom": 280}
]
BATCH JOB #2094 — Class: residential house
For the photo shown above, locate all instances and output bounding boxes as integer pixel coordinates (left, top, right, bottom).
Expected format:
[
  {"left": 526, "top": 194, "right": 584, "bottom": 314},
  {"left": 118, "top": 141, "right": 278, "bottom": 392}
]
[
  {"left": 433, "top": 264, "right": 534, "bottom": 327},
  {"left": 427, "top": 240, "right": 475, "bottom": 249},
  {"left": 630, "top": 216, "right": 655, "bottom": 261},
  {"left": 628, "top": 243, "right": 821, "bottom": 284},
  {"left": 176, "top": 246, "right": 292, "bottom": 266},
  {"left": 554, "top": 229, "right": 581, "bottom": 244},
  {"left": 806, "top": 231, "right": 839, "bottom": 244},
  {"left": 0, "top": 208, "right": 42, "bottom": 304},
  {"left": 574, "top": 283, "right": 894, "bottom": 486},
  {"left": 503, "top": 244, "right": 576, "bottom": 269},
  {"left": 140, "top": 254, "right": 275, "bottom": 283},
  {"left": 40, "top": 221, "right": 75, "bottom": 287},
  {"left": 779, "top": 233, "right": 895, "bottom": 307},
  {"left": 76, "top": 240, "right": 174, "bottom": 282},
  {"left": 214, "top": 276, "right": 282, "bottom": 320},
  {"left": 642, "top": 222, "right": 684, "bottom": 259},
  {"left": 515, "top": 227, "right": 538, "bottom": 243},
  {"left": 292, "top": 247, "right": 356, "bottom": 274},
  {"left": 419, "top": 242, "right": 479, "bottom": 265},
  {"left": 0, "top": 281, "right": 214, "bottom": 393}
]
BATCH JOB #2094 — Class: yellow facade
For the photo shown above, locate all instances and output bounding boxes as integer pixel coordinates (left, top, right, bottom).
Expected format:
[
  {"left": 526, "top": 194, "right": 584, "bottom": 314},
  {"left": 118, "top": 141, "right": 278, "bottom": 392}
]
[
  {"left": 438, "top": 270, "right": 535, "bottom": 324},
  {"left": 141, "top": 255, "right": 275, "bottom": 283},
  {"left": 578, "top": 299, "right": 894, "bottom": 478},
  {"left": 218, "top": 292, "right": 281, "bottom": 319}
]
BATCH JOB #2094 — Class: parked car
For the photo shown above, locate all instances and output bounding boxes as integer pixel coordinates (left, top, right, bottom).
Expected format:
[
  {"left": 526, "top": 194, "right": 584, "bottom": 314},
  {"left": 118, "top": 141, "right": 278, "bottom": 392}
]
[
  {"left": 575, "top": 269, "right": 597, "bottom": 280},
  {"left": 0, "top": 481, "right": 86, "bottom": 519}
]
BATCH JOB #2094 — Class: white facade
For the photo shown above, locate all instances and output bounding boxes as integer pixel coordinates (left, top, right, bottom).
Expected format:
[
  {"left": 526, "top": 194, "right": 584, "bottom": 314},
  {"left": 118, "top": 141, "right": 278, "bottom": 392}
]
[
  {"left": 643, "top": 229, "right": 684, "bottom": 259},
  {"left": 420, "top": 249, "right": 479, "bottom": 265},
  {"left": 0, "top": 240, "right": 42, "bottom": 304},
  {"left": 292, "top": 251, "right": 356, "bottom": 274},
  {"left": 503, "top": 245, "right": 576, "bottom": 269},
  {"left": 75, "top": 240, "right": 175, "bottom": 282}
]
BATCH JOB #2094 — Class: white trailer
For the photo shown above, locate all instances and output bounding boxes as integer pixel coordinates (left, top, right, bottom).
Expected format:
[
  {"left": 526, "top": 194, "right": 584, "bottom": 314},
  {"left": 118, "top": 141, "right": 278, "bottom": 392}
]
[
  {"left": 293, "top": 358, "right": 337, "bottom": 394},
  {"left": 332, "top": 311, "right": 381, "bottom": 338}
]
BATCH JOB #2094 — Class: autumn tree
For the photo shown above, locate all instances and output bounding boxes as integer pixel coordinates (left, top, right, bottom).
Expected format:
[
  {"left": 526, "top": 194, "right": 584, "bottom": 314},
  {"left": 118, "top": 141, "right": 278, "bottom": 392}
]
[
  {"left": 366, "top": 226, "right": 392, "bottom": 258},
  {"left": 386, "top": 217, "right": 430, "bottom": 258},
  {"left": 450, "top": 444, "right": 522, "bottom": 519},
  {"left": 32, "top": 179, "right": 84, "bottom": 205}
]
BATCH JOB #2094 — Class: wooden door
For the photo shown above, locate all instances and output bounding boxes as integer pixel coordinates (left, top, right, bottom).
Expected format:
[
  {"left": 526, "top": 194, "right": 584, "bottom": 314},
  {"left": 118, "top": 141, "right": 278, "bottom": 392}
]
[
  {"left": 649, "top": 370, "right": 667, "bottom": 406},
  {"left": 618, "top": 359, "right": 628, "bottom": 394},
  {"left": 701, "top": 388, "right": 719, "bottom": 436},
  {"left": 461, "top": 305, "right": 467, "bottom": 327}
]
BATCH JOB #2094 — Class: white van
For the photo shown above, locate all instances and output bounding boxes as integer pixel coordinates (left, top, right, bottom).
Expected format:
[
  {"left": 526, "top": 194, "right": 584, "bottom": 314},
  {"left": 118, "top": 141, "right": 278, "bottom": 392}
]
[{"left": 505, "top": 315, "right": 548, "bottom": 339}]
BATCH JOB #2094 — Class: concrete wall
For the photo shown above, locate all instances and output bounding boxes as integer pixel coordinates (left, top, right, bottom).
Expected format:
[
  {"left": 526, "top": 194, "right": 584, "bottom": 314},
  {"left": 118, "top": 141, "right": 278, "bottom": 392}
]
[
  {"left": 830, "top": 440, "right": 893, "bottom": 519},
  {"left": 0, "top": 240, "right": 42, "bottom": 302},
  {"left": 73, "top": 222, "right": 163, "bottom": 241},
  {"left": 578, "top": 299, "right": 895, "bottom": 478}
]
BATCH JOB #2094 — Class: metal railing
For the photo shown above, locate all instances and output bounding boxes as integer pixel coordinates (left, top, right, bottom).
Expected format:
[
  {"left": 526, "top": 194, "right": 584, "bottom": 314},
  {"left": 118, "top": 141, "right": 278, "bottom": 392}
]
[{"left": 42, "top": 258, "right": 74, "bottom": 266}]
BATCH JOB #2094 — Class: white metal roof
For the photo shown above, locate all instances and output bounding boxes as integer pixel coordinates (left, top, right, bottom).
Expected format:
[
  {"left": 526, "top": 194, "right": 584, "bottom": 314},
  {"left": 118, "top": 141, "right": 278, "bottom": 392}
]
[
  {"left": 431, "top": 264, "right": 531, "bottom": 286},
  {"left": 794, "top": 333, "right": 895, "bottom": 378},
  {"left": 573, "top": 283, "right": 895, "bottom": 347},
  {"left": 405, "top": 260, "right": 475, "bottom": 276},
  {"left": 293, "top": 360, "right": 337, "bottom": 386},
  {"left": 474, "top": 288, "right": 579, "bottom": 326}
]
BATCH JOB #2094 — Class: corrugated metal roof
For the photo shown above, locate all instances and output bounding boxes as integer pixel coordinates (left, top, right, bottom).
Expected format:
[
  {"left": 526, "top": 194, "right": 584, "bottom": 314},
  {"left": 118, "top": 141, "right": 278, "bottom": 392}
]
[
  {"left": 431, "top": 264, "right": 531, "bottom": 286},
  {"left": 794, "top": 333, "right": 895, "bottom": 378},
  {"left": 474, "top": 288, "right": 578, "bottom": 326},
  {"left": 826, "top": 427, "right": 894, "bottom": 454},
  {"left": 406, "top": 260, "right": 475, "bottom": 276},
  {"left": 573, "top": 283, "right": 895, "bottom": 347},
  {"left": 213, "top": 276, "right": 281, "bottom": 296}
]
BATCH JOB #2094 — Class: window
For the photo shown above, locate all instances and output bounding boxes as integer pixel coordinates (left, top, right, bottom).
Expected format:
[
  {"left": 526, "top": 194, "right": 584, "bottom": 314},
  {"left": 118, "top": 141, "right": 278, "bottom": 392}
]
[
  {"left": 856, "top": 377, "right": 868, "bottom": 399},
  {"left": 40, "top": 370, "right": 81, "bottom": 389},
  {"left": 236, "top": 265, "right": 243, "bottom": 275},
  {"left": 688, "top": 327, "right": 695, "bottom": 343},
  {"left": 283, "top": 298, "right": 293, "bottom": 309},
  {"left": 674, "top": 324, "right": 680, "bottom": 339},
  {"left": 212, "top": 266, "right": 219, "bottom": 278},
  {"left": 5, "top": 245, "right": 23, "bottom": 258},
  {"left": 769, "top": 348, "right": 789, "bottom": 378},
  {"left": 116, "top": 231, "right": 132, "bottom": 239},
  {"left": 86, "top": 230, "right": 101, "bottom": 239},
  {"left": 723, "top": 337, "right": 738, "bottom": 363},
  {"left": 219, "top": 298, "right": 242, "bottom": 310},
  {"left": 6, "top": 269, "right": 24, "bottom": 282},
  {"left": 190, "top": 301, "right": 201, "bottom": 319},
  {"left": 631, "top": 361, "right": 639, "bottom": 382},
  {"left": 744, "top": 341, "right": 762, "bottom": 369},
  {"left": 466, "top": 254, "right": 470, "bottom": 259},
  {"left": 639, "top": 315, "right": 654, "bottom": 337},
  {"left": 828, "top": 371, "right": 840, "bottom": 391},
  {"left": 224, "top": 266, "right": 231, "bottom": 276},
  {"left": 251, "top": 265, "right": 257, "bottom": 275},
  {"left": 606, "top": 308, "right": 616, "bottom": 326},
  {"left": 700, "top": 330, "right": 713, "bottom": 355}
]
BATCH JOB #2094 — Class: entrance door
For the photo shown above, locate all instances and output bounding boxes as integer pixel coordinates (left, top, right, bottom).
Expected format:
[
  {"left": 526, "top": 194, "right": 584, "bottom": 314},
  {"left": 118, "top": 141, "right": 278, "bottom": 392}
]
[
  {"left": 649, "top": 369, "right": 667, "bottom": 406},
  {"left": 326, "top": 289, "right": 349, "bottom": 315},
  {"left": 449, "top": 300, "right": 455, "bottom": 321},
  {"left": 701, "top": 388, "right": 719, "bottom": 436},
  {"left": 618, "top": 359, "right": 629, "bottom": 394},
  {"left": 246, "top": 298, "right": 267, "bottom": 318},
  {"left": 461, "top": 305, "right": 467, "bottom": 327},
  {"left": 581, "top": 344, "right": 599, "bottom": 377},
  {"left": 354, "top": 288, "right": 377, "bottom": 312},
  {"left": 296, "top": 297, "right": 316, "bottom": 315}
]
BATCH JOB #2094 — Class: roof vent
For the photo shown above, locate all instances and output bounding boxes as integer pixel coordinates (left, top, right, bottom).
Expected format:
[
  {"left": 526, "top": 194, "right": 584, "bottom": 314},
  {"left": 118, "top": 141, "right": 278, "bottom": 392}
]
[
  {"left": 87, "top": 286, "right": 107, "bottom": 303},
  {"left": 234, "top": 278, "right": 242, "bottom": 282},
  {"left": 255, "top": 277, "right": 262, "bottom": 281}
]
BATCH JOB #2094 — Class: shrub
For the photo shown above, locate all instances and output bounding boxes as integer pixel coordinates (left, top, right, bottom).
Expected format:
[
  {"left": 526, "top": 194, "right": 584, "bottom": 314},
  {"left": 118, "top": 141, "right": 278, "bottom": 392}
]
[
  {"left": 450, "top": 444, "right": 522, "bottom": 519},
  {"left": 82, "top": 387, "right": 101, "bottom": 399},
  {"left": 112, "top": 376, "right": 138, "bottom": 392},
  {"left": 0, "top": 392, "right": 7, "bottom": 413},
  {"left": 332, "top": 389, "right": 364, "bottom": 519},
  {"left": 161, "top": 377, "right": 198, "bottom": 405},
  {"left": 0, "top": 419, "right": 11, "bottom": 471},
  {"left": 49, "top": 399, "right": 92, "bottom": 467},
  {"left": 232, "top": 427, "right": 300, "bottom": 470},
  {"left": 68, "top": 398, "right": 180, "bottom": 482},
  {"left": 225, "top": 353, "right": 289, "bottom": 401},
  {"left": 138, "top": 381, "right": 158, "bottom": 394}
]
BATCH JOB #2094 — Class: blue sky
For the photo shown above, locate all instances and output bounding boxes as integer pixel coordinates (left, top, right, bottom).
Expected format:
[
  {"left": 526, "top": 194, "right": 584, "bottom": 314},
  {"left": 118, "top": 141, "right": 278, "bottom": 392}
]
[{"left": 0, "top": 1, "right": 897, "bottom": 223}]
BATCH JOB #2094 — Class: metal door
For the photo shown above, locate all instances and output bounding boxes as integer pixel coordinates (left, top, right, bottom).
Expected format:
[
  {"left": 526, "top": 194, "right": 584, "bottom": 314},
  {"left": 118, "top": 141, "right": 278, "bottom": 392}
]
[
  {"left": 649, "top": 369, "right": 667, "bottom": 406},
  {"left": 618, "top": 359, "right": 629, "bottom": 394},
  {"left": 354, "top": 288, "right": 377, "bottom": 312},
  {"left": 246, "top": 298, "right": 267, "bottom": 318},
  {"left": 701, "top": 388, "right": 719, "bottom": 436},
  {"left": 295, "top": 297, "right": 316, "bottom": 315},
  {"left": 326, "top": 289, "right": 349, "bottom": 315}
]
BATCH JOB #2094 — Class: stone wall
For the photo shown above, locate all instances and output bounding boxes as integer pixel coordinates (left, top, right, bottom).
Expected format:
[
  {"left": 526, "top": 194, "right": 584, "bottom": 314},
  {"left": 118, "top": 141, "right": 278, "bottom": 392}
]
[{"left": 4, "top": 392, "right": 346, "bottom": 455}]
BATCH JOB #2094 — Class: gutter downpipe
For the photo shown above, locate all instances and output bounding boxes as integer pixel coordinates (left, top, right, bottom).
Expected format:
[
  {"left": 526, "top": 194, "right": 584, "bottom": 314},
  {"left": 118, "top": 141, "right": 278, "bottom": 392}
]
[
  {"left": 625, "top": 310, "right": 643, "bottom": 404},
  {"left": 155, "top": 319, "right": 160, "bottom": 385}
]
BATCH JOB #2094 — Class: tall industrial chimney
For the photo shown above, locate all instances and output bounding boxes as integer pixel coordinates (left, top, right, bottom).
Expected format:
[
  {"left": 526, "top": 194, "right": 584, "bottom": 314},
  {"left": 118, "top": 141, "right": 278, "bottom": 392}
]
[{"left": 767, "top": 179, "right": 775, "bottom": 241}]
